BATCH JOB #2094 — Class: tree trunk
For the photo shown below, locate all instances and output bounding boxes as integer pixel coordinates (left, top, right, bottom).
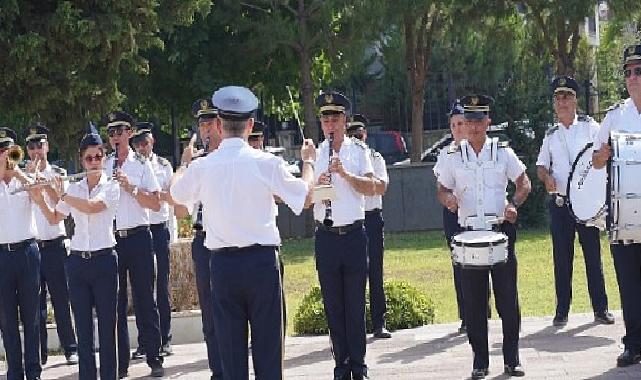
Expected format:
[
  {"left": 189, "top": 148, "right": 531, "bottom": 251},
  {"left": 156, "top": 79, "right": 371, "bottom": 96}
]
[{"left": 299, "top": 47, "right": 318, "bottom": 143}]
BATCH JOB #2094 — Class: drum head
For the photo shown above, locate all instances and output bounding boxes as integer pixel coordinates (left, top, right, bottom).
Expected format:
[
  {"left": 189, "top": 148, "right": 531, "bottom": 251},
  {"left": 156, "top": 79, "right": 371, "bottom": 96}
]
[
  {"left": 568, "top": 142, "right": 607, "bottom": 224},
  {"left": 453, "top": 230, "right": 506, "bottom": 244}
]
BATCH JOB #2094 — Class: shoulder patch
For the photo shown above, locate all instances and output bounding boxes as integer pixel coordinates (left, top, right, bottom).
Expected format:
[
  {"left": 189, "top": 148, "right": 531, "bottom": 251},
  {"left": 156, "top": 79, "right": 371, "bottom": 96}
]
[
  {"left": 157, "top": 156, "right": 170, "bottom": 167},
  {"left": 545, "top": 124, "right": 559, "bottom": 137},
  {"left": 447, "top": 145, "right": 461, "bottom": 154},
  {"left": 497, "top": 141, "right": 510, "bottom": 148}
]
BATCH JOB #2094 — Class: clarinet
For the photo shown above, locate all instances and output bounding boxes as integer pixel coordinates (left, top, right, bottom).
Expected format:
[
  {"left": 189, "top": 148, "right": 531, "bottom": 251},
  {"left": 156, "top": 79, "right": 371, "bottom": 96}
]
[
  {"left": 323, "top": 132, "right": 334, "bottom": 227},
  {"left": 112, "top": 142, "right": 120, "bottom": 179}
]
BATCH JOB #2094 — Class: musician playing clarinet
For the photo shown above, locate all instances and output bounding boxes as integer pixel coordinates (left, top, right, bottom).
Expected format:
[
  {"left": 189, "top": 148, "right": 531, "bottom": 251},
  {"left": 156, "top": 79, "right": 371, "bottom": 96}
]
[
  {"left": 31, "top": 123, "right": 120, "bottom": 380},
  {"left": 536, "top": 76, "right": 613, "bottom": 328},
  {"left": 593, "top": 43, "right": 641, "bottom": 368},
  {"left": 435, "top": 95, "right": 531, "bottom": 379},
  {"left": 313, "top": 91, "right": 379, "bottom": 380}
]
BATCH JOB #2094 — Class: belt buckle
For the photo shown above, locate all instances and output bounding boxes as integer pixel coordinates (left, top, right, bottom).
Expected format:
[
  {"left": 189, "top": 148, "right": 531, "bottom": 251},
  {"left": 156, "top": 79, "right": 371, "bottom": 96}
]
[
  {"left": 118, "top": 230, "right": 128, "bottom": 238},
  {"left": 5, "top": 243, "right": 14, "bottom": 252},
  {"left": 81, "top": 251, "right": 92, "bottom": 260},
  {"left": 337, "top": 226, "right": 347, "bottom": 235}
]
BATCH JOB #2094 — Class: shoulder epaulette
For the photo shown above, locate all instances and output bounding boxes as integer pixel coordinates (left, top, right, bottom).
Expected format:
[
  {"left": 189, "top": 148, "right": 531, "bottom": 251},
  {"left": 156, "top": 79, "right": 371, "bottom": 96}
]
[
  {"left": 353, "top": 138, "right": 367, "bottom": 150},
  {"left": 497, "top": 141, "right": 510, "bottom": 148},
  {"left": 606, "top": 101, "right": 624, "bottom": 112},
  {"left": 447, "top": 144, "right": 460, "bottom": 154},
  {"left": 545, "top": 124, "right": 559, "bottom": 137},
  {"left": 157, "top": 156, "right": 170, "bottom": 167},
  {"left": 134, "top": 152, "right": 147, "bottom": 163}
]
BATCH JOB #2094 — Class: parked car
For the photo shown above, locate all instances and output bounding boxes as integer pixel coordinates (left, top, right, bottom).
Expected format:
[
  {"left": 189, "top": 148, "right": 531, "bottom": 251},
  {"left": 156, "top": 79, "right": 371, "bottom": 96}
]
[
  {"left": 365, "top": 131, "right": 409, "bottom": 165},
  {"left": 421, "top": 122, "right": 513, "bottom": 162}
]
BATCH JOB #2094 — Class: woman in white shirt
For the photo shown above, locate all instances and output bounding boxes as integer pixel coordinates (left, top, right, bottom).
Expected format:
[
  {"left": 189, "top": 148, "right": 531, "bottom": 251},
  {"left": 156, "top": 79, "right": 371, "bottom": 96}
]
[{"left": 32, "top": 123, "right": 120, "bottom": 380}]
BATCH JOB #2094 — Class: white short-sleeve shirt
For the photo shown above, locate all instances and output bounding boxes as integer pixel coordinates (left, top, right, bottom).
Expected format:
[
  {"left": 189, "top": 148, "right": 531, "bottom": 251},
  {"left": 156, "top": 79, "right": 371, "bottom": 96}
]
[
  {"left": 594, "top": 98, "right": 641, "bottom": 147},
  {"left": 437, "top": 137, "right": 526, "bottom": 226},
  {"left": 148, "top": 153, "right": 174, "bottom": 224},
  {"left": 364, "top": 148, "right": 388, "bottom": 211},
  {"left": 0, "top": 177, "right": 37, "bottom": 244},
  {"left": 313, "top": 136, "right": 374, "bottom": 226},
  {"left": 105, "top": 149, "right": 160, "bottom": 230},
  {"left": 56, "top": 174, "right": 120, "bottom": 251},
  {"left": 171, "top": 138, "right": 309, "bottom": 250},
  {"left": 536, "top": 115, "right": 600, "bottom": 195},
  {"left": 32, "top": 164, "right": 68, "bottom": 240}
]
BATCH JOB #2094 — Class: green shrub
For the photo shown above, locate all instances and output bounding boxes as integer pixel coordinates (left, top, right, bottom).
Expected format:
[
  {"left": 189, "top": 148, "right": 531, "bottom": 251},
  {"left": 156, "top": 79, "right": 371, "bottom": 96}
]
[{"left": 293, "top": 280, "right": 436, "bottom": 335}]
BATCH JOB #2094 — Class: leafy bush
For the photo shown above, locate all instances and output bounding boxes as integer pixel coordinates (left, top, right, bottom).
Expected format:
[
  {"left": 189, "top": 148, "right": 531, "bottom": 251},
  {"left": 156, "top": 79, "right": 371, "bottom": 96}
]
[{"left": 293, "top": 280, "right": 436, "bottom": 335}]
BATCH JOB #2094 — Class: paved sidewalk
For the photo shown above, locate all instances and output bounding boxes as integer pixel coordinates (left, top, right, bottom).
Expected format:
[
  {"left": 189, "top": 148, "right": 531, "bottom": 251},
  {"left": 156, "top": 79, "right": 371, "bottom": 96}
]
[{"left": 3, "top": 311, "right": 640, "bottom": 379}]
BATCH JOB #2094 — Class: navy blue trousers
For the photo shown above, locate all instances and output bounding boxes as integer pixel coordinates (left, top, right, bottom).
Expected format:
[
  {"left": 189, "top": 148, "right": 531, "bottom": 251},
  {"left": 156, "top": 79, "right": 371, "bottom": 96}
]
[
  {"left": 66, "top": 251, "right": 118, "bottom": 380},
  {"left": 0, "top": 241, "right": 41, "bottom": 380},
  {"left": 548, "top": 200, "right": 608, "bottom": 316},
  {"left": 38, "top": 242, "right": 77, "bottom": 357},
  {"left": 612, "top": 243, "right": 641, "bottom": 351},
  {"left": 461, "top": 223, "right": 521, "bottom": 369},
  {"left": 151, "top": 225, "right": 172, "bottom": 345},
  {"left": 315, "top": 226, "right": 368, "bottom": 379},
  {"left": 364, "top": 210, "right": 386, "bottom": 331},
  {"left": 116, "top": 229, "right": 162, "bottom": 371},
  {"left": 192, "top": 233, "right": 223, "bottom": 379},
  {"left": 442, "top": 207, "right": 465, "bottom": 323},
  {"left": 210, "top": 246, "right": 283, "bottom": 380}
]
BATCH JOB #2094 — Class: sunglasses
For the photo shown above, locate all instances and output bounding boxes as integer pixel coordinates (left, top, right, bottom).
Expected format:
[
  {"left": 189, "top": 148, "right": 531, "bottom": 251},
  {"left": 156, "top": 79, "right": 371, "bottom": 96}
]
[
  {"left": 83, "top": 154, "right": 103, "bottom": 163},
  {"left": 624, "top": 67, "right": 641, "bottom": 79},
  {"left": 27, "top": 141, "right": 44, "bottom": 150},
  {"left": 107, "top": 127, "right": 130, "bottom": 137},
  {"left": 348, "top": 133, "right": 364, "bottom": 140}
]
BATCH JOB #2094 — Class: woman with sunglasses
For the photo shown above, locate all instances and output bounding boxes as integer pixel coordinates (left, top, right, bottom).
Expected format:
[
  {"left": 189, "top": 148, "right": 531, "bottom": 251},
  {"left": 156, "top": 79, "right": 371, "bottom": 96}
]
[
  {"left": 31, "top": 123, "right": 120, "bottom": 380},
  {"left": 593, "top": 43, "right": 641, "bottom": 368}
]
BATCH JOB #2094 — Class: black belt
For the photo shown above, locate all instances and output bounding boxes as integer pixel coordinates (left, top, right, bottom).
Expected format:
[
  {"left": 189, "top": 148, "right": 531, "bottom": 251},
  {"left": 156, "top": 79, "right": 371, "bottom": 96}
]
[
  {"left": 37, "top": 236, "right": 66, "bottom": 250},
  {"left": 316, "top": 220, "right": 364, "bottom": 235},
  {"left": 0, "top": 239, "right": 35, "bottom": 252},
  {"left": 115, "top": 225, "right": 149, "bottom": 239},
  {"left": 365, "top": 208, "right": 382, "bottom": 215},
  {"left": 211, "top": 244, "right": 277, "bottom": 254},
  {"left": 194, "top": 230, "right": 206, "bottom": 238},
  {"left": 150, "top": 222, "right": 168, "bottom": 230},
  {"left": 193, "top": 224, "right": 203, "bottom": 231},
  {"left": 70, "top": 248, "right": 113, "bottom": 260}
]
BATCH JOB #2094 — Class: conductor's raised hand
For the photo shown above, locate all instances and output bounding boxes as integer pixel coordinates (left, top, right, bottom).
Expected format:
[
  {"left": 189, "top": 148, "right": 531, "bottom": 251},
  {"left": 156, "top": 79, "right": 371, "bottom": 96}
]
[{"left": 301, "top": 139, "right": 317, "bottom": 161}]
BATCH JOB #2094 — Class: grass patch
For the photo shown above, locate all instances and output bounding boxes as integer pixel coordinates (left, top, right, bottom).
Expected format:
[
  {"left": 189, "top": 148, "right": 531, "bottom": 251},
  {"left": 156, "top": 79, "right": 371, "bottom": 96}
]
[{"left": 281, "top": 229, "right": 621, "bottom": 334}]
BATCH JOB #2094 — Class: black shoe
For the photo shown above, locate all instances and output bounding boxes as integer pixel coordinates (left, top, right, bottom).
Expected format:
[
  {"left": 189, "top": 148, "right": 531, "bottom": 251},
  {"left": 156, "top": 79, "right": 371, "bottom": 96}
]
[
  {"left": 118, "top": 370, "right": 128, "bottom": 379},
  {"left": 150, "top": 363, "right": 165, "bottom": 377},
  {"left": 352, "top": 374, "right": 365, "bottom": 380},
  {"left": 617, "top": 348, "right": 641, "bottom": 367},
  {"left": 333, "top": 375, "right": 350, "bottom": 380},
  {"left": 552, "top": 314, "right": 568, "bottom": 327},
  {"left": 65, "top": 352, "right": 79, "bottom": 365},
  {"left": 40, "top": 352, "right": 48, "bottom": 366},
  {"left": 458, "top": 322, "right": 467, "bottom": 334},
  {"left": 504, "top": 364, "right": 525, "bottom": 377},
  {"left": 373, "top": 327, "right": 392, "bottom": 339},
  {"left": 471, "top": 368, "right": 488, "bottom": 379},
  {"left": 131, "top": 347, "right": 146, "bottom": 360},
  {"left": 594, "top": 311, "right": 615, "bottom": 325},
  {"left": 160, "top": 342, "right": 173, "bottom": 356}
]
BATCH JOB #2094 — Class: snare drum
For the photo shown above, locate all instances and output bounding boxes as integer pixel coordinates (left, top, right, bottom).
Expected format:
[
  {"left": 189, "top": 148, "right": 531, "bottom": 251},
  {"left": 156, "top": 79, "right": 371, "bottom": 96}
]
[
  {"left": 610, "top": 131, "right": 641, "bottom": 243},
  {"left": 451, "top": 230, "right": 508, "bottom": 269}
]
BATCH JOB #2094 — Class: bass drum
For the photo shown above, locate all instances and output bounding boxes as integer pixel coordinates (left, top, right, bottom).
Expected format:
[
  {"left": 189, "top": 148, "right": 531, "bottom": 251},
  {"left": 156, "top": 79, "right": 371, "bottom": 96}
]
[{"left": 567, "top": 142, "right": 607, "bottom": 230}]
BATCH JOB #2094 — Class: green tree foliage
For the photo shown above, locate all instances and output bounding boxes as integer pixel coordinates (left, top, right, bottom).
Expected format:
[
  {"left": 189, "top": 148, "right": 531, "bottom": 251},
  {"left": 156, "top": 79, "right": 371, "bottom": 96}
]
[{"left": 0, "top": 0, "right": 208, "bottom": 159}]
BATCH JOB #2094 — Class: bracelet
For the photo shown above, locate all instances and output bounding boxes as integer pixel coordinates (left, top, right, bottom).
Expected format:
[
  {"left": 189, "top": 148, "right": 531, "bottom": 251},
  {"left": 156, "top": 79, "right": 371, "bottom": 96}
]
[{"left": 303, "top": 160, "right": 315, "bottom": 169}]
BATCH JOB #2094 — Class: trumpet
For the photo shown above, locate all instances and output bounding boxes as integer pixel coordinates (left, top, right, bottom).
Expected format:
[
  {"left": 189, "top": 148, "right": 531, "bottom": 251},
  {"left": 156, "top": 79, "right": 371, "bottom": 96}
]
[
  {"left": 10, "top": 170, "right": 102, "bottom": 195},
  {"left": 6, "top": 145, "right": 24, "bottom": 170}
]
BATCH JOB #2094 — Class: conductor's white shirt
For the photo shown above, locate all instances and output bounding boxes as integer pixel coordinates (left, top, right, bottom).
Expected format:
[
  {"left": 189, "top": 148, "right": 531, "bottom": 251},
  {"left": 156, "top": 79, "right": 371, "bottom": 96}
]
[{"left": 171, "top": 138, "right": 309, "bottom": 250}]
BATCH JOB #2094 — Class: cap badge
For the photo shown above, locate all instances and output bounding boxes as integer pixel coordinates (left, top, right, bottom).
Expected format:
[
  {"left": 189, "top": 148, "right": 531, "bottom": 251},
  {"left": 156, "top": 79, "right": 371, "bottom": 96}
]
[
  {"left": 471, "top": 96, "right": 479, "bottom": 106},
  {"left": 200, "top": 99, "right": 209, "bottom": 110},
  {"left": 0, "top": 130, "right": 6, "bottom": 138},
  {"left": 324, "top": 93, "right": 334, "bottom": 104},
  {"left": 559, "top": 78, "right": 566, "bottom": 86},
  {"left": 108, "top": 112, "right": 116, "bottom": 122}
]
